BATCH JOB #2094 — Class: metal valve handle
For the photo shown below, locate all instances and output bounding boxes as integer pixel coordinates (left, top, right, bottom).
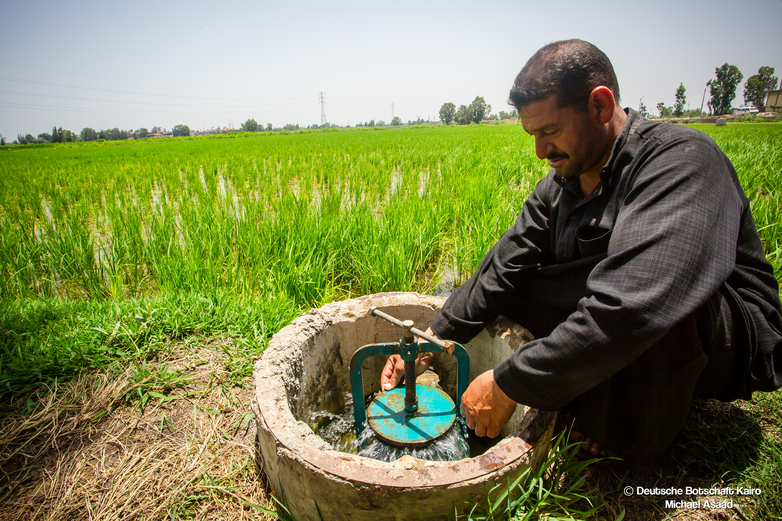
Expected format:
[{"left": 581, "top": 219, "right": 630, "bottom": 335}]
[
  {"left": 349, "top": 307, "right": 470, "bottom": 443},
  {"left": 369, "top": 306, "right": 455, "bottom": 353}
]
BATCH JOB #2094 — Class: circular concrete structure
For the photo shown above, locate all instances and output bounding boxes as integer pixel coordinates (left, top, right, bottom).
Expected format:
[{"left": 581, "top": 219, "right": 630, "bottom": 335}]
[{"left": 253, "top": 292, "right": 556, "bottom": 521}]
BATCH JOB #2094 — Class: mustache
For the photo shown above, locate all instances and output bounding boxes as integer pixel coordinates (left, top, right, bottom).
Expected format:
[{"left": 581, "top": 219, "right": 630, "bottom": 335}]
[{"left": 546, "top": 152, "right": 569, "bottom": 161}]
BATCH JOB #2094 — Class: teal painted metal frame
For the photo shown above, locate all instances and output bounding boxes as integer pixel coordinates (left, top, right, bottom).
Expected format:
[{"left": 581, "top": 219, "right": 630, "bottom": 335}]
[{"left": 349, "top": 340, "right": 469, "bottom": 440}]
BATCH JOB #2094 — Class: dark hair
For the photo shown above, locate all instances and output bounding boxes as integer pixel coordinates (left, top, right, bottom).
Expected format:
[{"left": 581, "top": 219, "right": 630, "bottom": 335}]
[{"left": 508, "top": 39, "right": 620, "bottom": 112}]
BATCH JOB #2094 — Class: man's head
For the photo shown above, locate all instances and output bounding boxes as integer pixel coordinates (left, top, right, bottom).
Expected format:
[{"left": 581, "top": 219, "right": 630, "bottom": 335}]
[
  {"left": 508, "top": 39, "right": 620, "bottom": 113},
  {"left": 510, "top": 40, "right": 627, "bottom": 188}
]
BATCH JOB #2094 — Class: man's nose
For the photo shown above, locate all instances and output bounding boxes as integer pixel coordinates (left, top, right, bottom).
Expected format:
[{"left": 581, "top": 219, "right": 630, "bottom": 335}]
[{"left": 535, "top": 138, "right": 553, "bottom": 160}]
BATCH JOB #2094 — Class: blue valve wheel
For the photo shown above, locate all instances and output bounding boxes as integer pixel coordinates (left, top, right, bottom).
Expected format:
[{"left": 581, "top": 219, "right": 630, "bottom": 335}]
[{"left": 366, "top": 384, "right": 457, "bottom": 447}]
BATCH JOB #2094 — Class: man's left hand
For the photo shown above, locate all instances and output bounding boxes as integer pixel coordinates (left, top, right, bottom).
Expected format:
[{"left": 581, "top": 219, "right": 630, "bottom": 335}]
[{"left": 461, "top": 369, "right": 517, "bottom": 438}]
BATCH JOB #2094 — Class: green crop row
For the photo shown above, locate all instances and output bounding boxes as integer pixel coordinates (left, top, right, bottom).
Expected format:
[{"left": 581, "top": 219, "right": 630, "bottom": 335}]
[
  {"left": 0, "top": 123, "right": 779, "bottom": 393},
  {"left": 1, "top": 124, "right": 780, "bottom": 304},
  {"left": 0, "top": 125, "right": 547, "bottom": 304}
]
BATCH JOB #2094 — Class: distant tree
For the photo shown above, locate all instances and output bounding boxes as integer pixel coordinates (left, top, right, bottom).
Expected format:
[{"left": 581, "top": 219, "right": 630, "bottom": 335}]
[
  {"left": 241, "top": 118, "right": 259, "bottom": 132},
  {"left": 107, "top": 128, "right": 126, "bottom": 140},
  {"left": 455, "top": 104, "right": 471, "bottom": 125},
  {"left": 744, "top": 66, "right": 779, "bottom": 108},
  {"left": 172, "top": 124, "right": 190, "bottom": 137},
  {"left": 707, "top": 63, "right": 743, "bottom": 115},
  {"left": 469, "top": 96, "right": 490, "bottom": 123},
  {"left": 391, "top": 116, "right": 402, "bottom": 126},
  {"left": 439, "top": 102, "right": 456, "bottom": 124},
  {"left": 1, "top": 135, "right": 5, "bottom": 146},
  {"left": 656, "top": 102, "right": 672, "bottom": 118},
  {"left": 138, "top": 127, "right": 149, "bottom": 138},
  {"left": 267, "top": 123, "right": 273, "bottom": 131},
  {"left": 50, "top": 126, "right": 76, "bottom": 143},
  {"left": 81, "top": 127, "right": 98, "bottom": 141},
  {"left": 151, "top": 126, "right": 161, "bottom": 134},
  {"left": 497, "top": 110, "right": 518, "bottom": 120},
  {"left": 283, "top": 123, "right": 300, "bottom": 131},
  {"left": 51, "top": 126, "right": 64, "bottom": 143},
  {"left": 37, "top": 132, "right": 52, "bottom": 143},
  {"left": 639, "top": 102, "right": 649, "bottom": 119},
  {"left": 377, "top": 120, "right": 386, "bottom": 126},
  {"left": 673, "top": 84, "right": 686, "bottom": 117}
]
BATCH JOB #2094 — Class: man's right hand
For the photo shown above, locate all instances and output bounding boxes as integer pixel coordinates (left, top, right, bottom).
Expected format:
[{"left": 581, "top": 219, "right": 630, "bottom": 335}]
[{"left": 380, "top": 327, "right": 438, "bottom": 391}]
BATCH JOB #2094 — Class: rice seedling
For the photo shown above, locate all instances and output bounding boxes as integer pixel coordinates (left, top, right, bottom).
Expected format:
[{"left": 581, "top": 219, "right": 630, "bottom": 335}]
[{"left": 0, "top": 126, "right": 546, "bottom": 305}]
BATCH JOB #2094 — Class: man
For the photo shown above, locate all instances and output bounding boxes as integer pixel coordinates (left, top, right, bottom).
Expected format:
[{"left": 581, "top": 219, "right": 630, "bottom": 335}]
[{"left": 382, "top": 39, "right": 782, "bottom": 462}]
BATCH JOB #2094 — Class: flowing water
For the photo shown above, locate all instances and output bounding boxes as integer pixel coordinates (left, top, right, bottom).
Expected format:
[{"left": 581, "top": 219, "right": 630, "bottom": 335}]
[
  {"left": 310, "top": 391, "right": 470, "bottom": 463},
  {"left": 356, "top": 415, "right": 469, "bottom": 463}
]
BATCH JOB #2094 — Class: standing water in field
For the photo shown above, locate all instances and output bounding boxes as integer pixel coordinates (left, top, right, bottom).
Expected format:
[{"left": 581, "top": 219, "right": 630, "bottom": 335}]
[{"left": 310, "top": 392, "right": 470, "bottom": 463}]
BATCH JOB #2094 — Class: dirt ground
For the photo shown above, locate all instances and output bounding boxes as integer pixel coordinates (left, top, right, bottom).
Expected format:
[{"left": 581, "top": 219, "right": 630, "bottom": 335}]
[
  {"left": 0, "top": 342, "right": 276, "bottom": 521},
  {"left": 0, "top": 340, "right": 766, "bottom": 520}
]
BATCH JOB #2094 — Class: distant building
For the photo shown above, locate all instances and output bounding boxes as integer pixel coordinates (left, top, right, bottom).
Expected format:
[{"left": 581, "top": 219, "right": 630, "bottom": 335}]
[
  {"left": 765, "top": 90, "right": 782, "bottom": 112},
  {"left": 731, "top": 106, "right": 759, "bottom": 115}
]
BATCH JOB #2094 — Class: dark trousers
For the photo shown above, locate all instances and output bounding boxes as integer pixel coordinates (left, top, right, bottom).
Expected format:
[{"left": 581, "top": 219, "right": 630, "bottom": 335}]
[{"left": 503, "top": 280, "right": 751, "bottom": 462}]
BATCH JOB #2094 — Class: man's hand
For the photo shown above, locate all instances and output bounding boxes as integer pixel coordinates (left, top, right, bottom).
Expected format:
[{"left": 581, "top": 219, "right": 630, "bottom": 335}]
[
  {"left": 461, "top": 369, "right": 517, "bottom": 438},
  {"left": 380, "top": 327, "right": 437, "bottom": 391}
]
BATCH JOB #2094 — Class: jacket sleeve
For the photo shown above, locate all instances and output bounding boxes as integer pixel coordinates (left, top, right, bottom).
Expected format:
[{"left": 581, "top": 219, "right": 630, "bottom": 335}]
[
  {"left": 430, "top": 178, "right": 554, "bottom": 343},
  {"left": 493, "top": 132, "right": 744, "bottom": 409}
]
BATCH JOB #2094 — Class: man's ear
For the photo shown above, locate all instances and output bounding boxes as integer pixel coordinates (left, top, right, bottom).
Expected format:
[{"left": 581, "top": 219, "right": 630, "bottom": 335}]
[{"left": 588, "top": 86, "right": 616, "bottom": 124}]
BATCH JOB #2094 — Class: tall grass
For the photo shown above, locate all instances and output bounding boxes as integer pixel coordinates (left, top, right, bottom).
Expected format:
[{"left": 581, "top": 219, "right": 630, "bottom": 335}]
[
  {"left": 1, "top": 124, "right": 780, "bottom": 394},
  {"left": 0, "top": 127, "right": 545, "bottom": 304},
  {"left": 0, "top": 126, "right": 545, "bottom": 391}
]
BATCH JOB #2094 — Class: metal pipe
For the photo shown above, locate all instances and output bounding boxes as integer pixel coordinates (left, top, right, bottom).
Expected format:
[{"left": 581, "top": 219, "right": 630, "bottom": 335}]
[
  {"left": 404, "top": 359, "right": 417, "bottom": 412},
  {"left": 369, "top": 306, "right": 454, "bottom": 353}
]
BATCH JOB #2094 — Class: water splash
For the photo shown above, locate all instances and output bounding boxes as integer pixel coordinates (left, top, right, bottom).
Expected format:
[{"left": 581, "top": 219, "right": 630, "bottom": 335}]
[
  {"left": 356, "top": 416, "right": 469, "bottom": 463},
  {"left": 310, "top": 392, "right": 469, "bottom": 463}
]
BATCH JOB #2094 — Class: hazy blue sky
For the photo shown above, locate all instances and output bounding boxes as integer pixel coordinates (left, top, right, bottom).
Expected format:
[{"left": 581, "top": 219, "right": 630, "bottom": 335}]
[{"left": 2, "top": 0, "right": 781, "bottom": 139}]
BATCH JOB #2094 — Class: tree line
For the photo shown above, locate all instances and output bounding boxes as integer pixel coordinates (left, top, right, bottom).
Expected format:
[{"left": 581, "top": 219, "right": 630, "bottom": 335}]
[
  {"left": 6, "top": 66, "right": 777, "bottom": 146},
  {"left": 649, "top": 65, "right": 778, "bottom": 119},
  {"left": 5, "top": 117, "right": 440, "bottom": 146},
  {"left": 12, "top": 125, "right": 178, "bottom": 145},
  {"left": 438, "top": 96, "right": 500, "bottom": 125},
  {"left": 434, "top": 65, "right": 778, "bottom": 125}
]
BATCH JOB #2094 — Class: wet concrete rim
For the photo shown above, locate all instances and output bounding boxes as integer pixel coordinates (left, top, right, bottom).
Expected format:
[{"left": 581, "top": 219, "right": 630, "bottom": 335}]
[
  {"left": 254, "top": 292, "right": 553, "bottom": 489},
  {"left": 256, "top": 400, "right": 549, "bottom": 488}
]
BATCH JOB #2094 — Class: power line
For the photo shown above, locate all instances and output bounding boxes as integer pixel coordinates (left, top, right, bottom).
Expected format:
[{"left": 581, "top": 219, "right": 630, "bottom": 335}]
[
  {"left": 0, "top": 75, "right": 314, "bottom": 103},
  {"left": 0, "top": 88, "right": 317, "bottom": 110},
  {"left": 0, "top": 101, "right": 317, "bottom": 117}
]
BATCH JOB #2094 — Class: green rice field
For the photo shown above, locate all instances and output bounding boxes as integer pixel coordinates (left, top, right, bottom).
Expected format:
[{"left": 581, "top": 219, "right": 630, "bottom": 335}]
[
  {"left": 1, "top": 122, "right": 780, "bottom": 520},
  {"left": 0, "top": 126, "right": 552, "bottom": 302}
]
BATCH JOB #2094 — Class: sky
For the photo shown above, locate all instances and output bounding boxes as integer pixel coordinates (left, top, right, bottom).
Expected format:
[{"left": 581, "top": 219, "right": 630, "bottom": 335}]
[{"left": 1, "top": 0, "right": 781, "bottom": 139}]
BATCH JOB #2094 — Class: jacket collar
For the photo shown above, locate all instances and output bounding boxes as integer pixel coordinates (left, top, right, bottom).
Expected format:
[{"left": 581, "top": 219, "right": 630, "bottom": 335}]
[{"left": 599, "top": 108, "right": 644, "bottom": 188}]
